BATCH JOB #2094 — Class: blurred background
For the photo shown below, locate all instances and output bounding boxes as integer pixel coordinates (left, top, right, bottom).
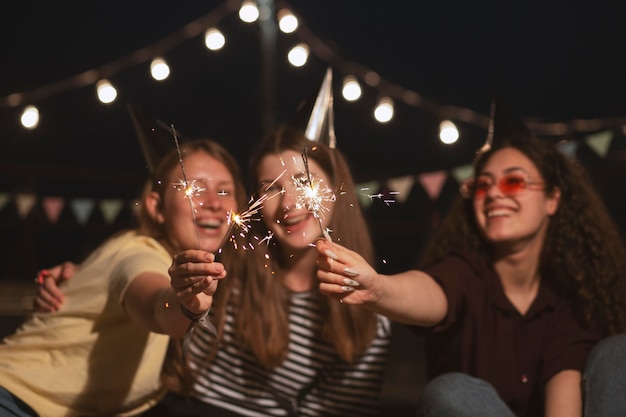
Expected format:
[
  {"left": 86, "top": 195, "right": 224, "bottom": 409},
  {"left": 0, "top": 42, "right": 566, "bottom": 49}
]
[{"left": 1, "top": 1, "right": 626, "bottom": 413}]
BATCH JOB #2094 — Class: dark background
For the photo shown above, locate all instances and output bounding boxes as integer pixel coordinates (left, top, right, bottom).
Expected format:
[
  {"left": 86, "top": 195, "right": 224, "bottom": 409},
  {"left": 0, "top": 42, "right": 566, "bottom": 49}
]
[
  {"left": 1, "top": 1, "right": 626, "bottom": 413},
  {"left": 1, "top": 0, "right": 626, "bottom": 283}
]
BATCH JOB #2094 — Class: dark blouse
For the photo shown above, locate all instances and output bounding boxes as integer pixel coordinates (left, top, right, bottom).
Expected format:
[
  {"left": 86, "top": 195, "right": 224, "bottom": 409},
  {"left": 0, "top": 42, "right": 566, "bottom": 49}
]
[{"left": 414, "top": 250, "right": 600, "bottom": 417}]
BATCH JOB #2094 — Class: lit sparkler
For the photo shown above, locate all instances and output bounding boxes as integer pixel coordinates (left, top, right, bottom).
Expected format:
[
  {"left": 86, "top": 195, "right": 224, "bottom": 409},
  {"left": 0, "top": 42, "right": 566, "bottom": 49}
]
[
  {"left": 170, "top": 125, "right": 202, "bottom": 247},
  {"left": 217, "top": 193, "right": 269, "bottom": 255},
  {"left": 298, "top": 147, "right": 334, "bottom": 241}
]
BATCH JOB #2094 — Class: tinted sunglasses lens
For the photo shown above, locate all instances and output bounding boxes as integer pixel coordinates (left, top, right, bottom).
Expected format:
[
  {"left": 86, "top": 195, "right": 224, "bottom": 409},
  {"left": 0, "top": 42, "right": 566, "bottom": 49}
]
[{"left": 499, "top": 175, "right": 528, "bottom": 195}]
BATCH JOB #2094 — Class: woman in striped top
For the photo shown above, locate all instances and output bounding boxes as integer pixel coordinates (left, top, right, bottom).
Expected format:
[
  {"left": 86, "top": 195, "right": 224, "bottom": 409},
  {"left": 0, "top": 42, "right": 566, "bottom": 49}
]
[{"left": 157, "top": 125, "right": 392, "bottom": 416}]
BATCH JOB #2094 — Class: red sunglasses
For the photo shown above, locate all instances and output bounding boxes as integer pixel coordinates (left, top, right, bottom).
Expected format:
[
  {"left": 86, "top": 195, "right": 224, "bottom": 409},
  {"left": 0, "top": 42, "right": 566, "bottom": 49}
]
[{"left": 460, "top": 173, "right": 545, "bottom": 199}]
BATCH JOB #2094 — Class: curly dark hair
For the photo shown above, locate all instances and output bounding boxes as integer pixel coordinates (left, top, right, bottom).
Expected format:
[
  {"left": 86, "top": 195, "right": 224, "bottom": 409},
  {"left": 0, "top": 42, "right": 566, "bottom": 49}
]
[{"left": 419, "top": 135, "right": 626, "bottom": 336}]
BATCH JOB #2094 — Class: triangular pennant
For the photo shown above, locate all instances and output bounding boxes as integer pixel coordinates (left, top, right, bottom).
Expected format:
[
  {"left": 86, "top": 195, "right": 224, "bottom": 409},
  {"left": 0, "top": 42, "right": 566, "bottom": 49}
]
[
  {"left": 99, "top": 199, "right": 124, "bottom": 224},
  {"left": 451, "top": 164, "right": 473, "bottom": 183},
  {"left": 355, "top": 180, "right": 381, "bottom": 208},
  {"left": 15, "top": 193, "right": 36, "bottom": 219},
  {"left": 42, "top": 196, "right": 65, "bottom": 223},
  {"left": 70, "top": 198, "right": 95, "bottom": 225},
  {"left": 418, "top": 171, "right": 448, "bottom": 200},
  {"left": 556, "top": 140, "right": 579, "bottom": 158},
  {"left": 386, "top": 175, "right": 415, "bottom": 204},
  {"left": 0, "top": 192, "right": 10, "bottom": 211},
  {"left": 586, "top": 130, "right": 614, "bottom": 158}
]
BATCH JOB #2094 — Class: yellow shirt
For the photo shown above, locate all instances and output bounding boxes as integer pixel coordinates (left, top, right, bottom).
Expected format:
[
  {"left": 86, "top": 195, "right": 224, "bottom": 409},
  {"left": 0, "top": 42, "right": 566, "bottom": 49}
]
[{"left": 0, "top": 230, "right": 171, "bottom": 417}]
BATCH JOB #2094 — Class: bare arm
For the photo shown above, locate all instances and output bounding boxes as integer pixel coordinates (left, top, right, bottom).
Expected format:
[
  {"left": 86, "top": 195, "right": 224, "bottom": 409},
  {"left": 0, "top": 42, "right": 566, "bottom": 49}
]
[
  {"left": 315, "top": 239, "right": 447, "bottom": 326},
  {"left": 544, "top": 370, "right": 582, "bottom": 417},
  {"left": 123, "top": 249, "right": 226, "bottom": 339}
]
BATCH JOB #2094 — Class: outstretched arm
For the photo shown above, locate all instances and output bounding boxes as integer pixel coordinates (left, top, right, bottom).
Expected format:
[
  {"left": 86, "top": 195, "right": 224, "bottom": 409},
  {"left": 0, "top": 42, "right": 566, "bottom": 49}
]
[
  {"left": 315, "top": 239, "right": 448, "bottom": 327},
  {"left": 123, "top": 249, "right": 226, "bottom": 339}
]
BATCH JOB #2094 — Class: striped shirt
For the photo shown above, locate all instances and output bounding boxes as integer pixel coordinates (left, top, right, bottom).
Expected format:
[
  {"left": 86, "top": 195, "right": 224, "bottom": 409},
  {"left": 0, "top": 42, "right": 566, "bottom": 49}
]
[{"left": 187, "top": 289, "right": 392, "bottom": 416}]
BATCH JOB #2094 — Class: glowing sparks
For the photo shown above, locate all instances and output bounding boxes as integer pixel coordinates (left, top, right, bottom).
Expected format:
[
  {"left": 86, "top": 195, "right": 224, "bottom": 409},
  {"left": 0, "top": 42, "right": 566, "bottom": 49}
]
[
  {"left": 218, "top": 193, "right": 272, "bottom": 254},
  {"left": 360, "top": 186, "right": 399, "bottom": 206},
  {"left": 299, "top": 148, "right": 334, "bottom": 241}
]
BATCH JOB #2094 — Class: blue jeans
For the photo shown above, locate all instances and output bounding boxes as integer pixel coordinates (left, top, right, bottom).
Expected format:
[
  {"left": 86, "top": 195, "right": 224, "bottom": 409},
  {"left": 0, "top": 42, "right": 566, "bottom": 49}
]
[
  {"left": 0, "top": 387, "right": 38, "bottom": 417},
  {"left": 416, "top": 334, "right": 626, "bottom": 417},
  {"left": 582, "top": 334, "right": 626, "bottom": 417}
]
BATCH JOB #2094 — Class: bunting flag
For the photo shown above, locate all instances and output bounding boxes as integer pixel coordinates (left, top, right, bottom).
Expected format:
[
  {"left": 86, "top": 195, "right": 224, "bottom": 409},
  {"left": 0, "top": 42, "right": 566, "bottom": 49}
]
[
  {"left": 99, "top": 199, "right": 124, "bottom": 224},
  {"left": 418, "top": 171, "right": 448, "bottom": 200},
  {"left": 386, "top": 175, "right": 415, "bottom": 203},
  {"left": 0, "top": 193, "right": 10, "bottom": 212},
  {"left": 556, "top": 140, "right": 579, "bottom": 158},
  {"left": 355, "top": 180, "right": 382, "bottom": 208},
  {"left": 451, "top": 164, "right": 473, "bottom": 183},
  {"left": 15, "top": 193, "right": 36, "bottom": 219},
  {"left": 70, "top": 198, "right": 96, "bottom": 225},
  {"left": 0, "top": 128, "right": 621, "bottom": 227},
  {"left": 42, "top": 197, "right": 65, "bottom": 224},
  {"left": 586, "top": 130, "right": 614, "bottom": 157}
]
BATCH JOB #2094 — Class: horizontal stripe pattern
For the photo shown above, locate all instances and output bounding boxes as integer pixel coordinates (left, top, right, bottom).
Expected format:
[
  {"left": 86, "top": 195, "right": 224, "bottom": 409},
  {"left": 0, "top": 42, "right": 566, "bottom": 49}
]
[{"left": 187, "top": 290, "right": 391, "bottom": 416}]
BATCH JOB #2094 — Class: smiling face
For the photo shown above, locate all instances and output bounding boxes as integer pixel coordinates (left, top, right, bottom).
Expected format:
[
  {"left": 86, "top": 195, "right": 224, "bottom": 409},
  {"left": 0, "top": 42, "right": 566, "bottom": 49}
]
[
  {"left": 156, "top": 150, "right": 239, "bottom": 253},
  {"left": 472, "top": 147, "right": 560, "bottom": 254},
  {"left": 256, "top": 149, "right": 334, "bottom": 252}
]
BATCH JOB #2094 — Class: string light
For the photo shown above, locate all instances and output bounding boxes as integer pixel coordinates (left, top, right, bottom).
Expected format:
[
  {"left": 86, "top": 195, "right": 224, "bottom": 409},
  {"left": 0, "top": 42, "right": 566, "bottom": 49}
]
[
  {"left": 287, "top": 43, "right": 309, "bottom": 67},
  {"left": 374, "top": 97, "right": 394, "bottom": 123},
  {"left": 20, "top": 105, "right": 39, "bottom": 130},
  {"left": 1, "top": 0, "right": 624, "bottom": 141},
  {"left": 204, "top": 28, "right": 226, "bottom": 50},
  {"left": 439, "top": 120, "right": 459, "bottom": 144},
  {"left": 277, "top": 8, "right": 298, "bottom": 33},
  {"left": 150, "top": 57, "right": 170, "bottom": 81},
  {"left": 96, "top": 79, "right": 117, "bottom": 104},
  {"left": 341, "top": 76, "right": 362, "bottom": 101},
  {"left": 239, "top": 0, "right": 259, "bottom": 23}
]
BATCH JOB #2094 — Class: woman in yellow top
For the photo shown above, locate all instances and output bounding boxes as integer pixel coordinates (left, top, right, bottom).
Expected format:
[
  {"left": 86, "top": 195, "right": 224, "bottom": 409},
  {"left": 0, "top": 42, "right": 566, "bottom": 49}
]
[{"left": 0, "top": 138, "right": 246, "bottom": 417}]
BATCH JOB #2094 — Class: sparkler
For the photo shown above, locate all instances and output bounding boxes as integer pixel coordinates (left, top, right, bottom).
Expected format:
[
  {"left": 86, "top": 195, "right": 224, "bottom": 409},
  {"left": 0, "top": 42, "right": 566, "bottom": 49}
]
[
  {"left": 299, "top": 147, "right": 334, "bottom": 241},
  {"left": 216, "top": 193, "right": 269, "bottom": 255},
  {"left": 170, "top": 125, "right": 202, "bottom": 248}
]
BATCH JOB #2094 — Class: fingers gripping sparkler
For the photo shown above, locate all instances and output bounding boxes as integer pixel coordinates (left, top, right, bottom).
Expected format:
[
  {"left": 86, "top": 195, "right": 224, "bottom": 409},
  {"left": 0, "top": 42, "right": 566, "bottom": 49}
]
[{"left": 168, "top": 125, "right": 218, "bottom": 363}]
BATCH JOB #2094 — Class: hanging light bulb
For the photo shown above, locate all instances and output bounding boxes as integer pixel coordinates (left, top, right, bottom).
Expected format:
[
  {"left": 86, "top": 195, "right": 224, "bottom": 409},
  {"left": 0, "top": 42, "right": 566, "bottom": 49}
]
[
  {"left": 150, "top": 57, "right": 170, "bottom": 81},
  {"left": 287, "top": 43, "right": 309, "bottom": 67},
  {"left": 278, "top": 9, "right": 298, "bottom": 33},
  {"left": 239, "top": 1, "right": 259, "bottom": 23},
  {"left": 439, "top": 120, "right": 459, "bottom": 144},
  {"left": 20, "top": 105, "right": 39, "bottom": 129},
  {"left": 204, "top": 28, "right": 225, "bottom": 50},
  {"left": 374, "top": 97, "right": 394, "bottom": 123},
  {"left": 96, "top": 79, "right": 117, "bottom": 104},
  {"left": 342, "top": 76, "right": 362, "bottom": 101}
]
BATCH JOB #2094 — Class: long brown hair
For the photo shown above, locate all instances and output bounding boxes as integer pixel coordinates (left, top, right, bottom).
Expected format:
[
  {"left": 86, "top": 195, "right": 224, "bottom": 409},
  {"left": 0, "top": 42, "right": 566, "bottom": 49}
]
[
  {"left": 419, "top": 135, "right": 626, "bottom": 336},
  {"left": 211, "top": 125, "right": 379, "bottom": 369},
  {"left": 145, "top": 139, "right": 248, "bottom": 393}
]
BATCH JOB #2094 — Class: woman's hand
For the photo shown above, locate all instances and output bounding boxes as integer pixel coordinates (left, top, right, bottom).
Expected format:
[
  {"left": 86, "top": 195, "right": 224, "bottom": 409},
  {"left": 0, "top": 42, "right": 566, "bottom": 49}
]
[
  {"left": 168, "top": 249, "right": 227, "bottom": 314},
  {"left": 33, "top": 262, "right": 77, "bottom": 312},
  {"left": 314, "top": 239, "right": 380, "bottom": 305}
]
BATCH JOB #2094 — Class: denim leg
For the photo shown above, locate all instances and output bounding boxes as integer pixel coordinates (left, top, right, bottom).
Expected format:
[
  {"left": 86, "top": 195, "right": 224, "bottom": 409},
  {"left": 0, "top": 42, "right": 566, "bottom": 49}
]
[
  {"left": 416, "top": 372, "right": 515, "bottom": 417},
  {"left": 583, "top": 334, "right": 626, "bottom": 417},
  {"left": 0, "top": 387, "right": 39, "bottom": 417}
]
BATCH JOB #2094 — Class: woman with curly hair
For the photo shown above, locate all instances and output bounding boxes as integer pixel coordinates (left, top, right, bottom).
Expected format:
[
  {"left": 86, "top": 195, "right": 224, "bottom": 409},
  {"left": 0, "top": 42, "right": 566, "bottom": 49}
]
[{"left": 314, "top": 106, "right": 626, "bottom": 416}]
